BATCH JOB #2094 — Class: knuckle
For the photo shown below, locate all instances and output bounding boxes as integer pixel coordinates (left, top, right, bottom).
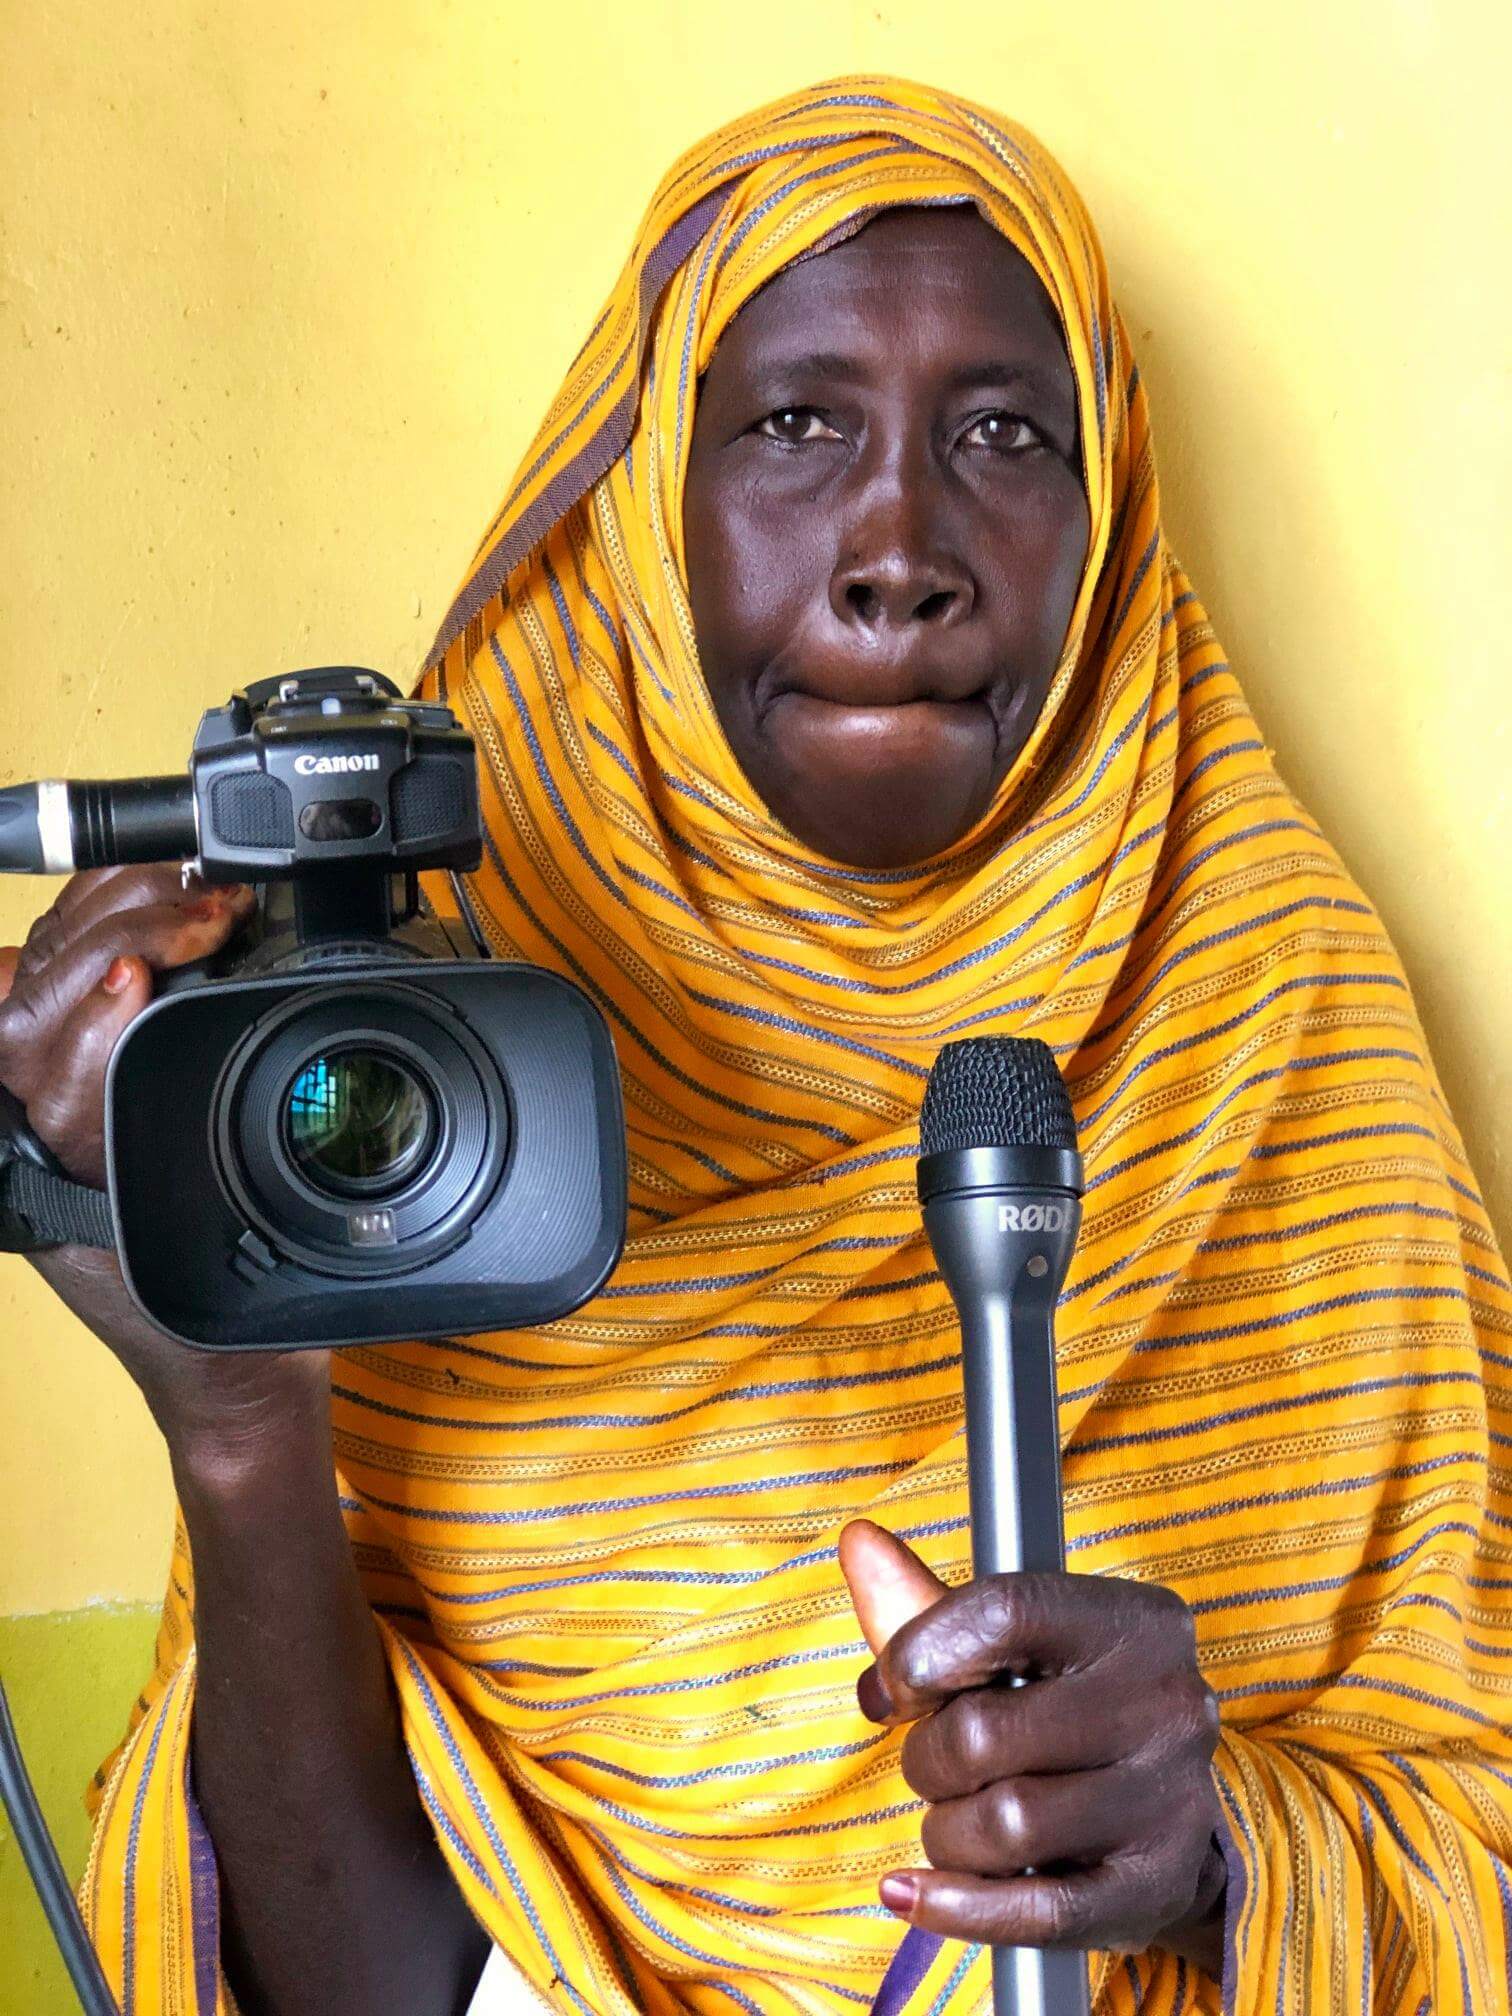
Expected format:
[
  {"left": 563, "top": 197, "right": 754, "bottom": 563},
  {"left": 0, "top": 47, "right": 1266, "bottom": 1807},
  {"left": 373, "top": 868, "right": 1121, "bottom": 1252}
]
[
  {"left": 127, "top": 862, "right": 179, "bottom": 895},
  {"left": 892, "top": 1600, "right": 957, "bottom": 1697},
  {"left": 0, "top": 988, "right": 43, "bottom": 1078},
  {"left": 917, "top": 1805, "right": 950, "bottom": 1869},
  {"left": 898, "top": 1718, "right": 938, "bottom": 1797},
  {"left": 1143, "top": 1576, "right": 1195, "bottom": 1639},
  {"left": 140, "top": 868, "right": 195, "bottom": 917},
  {"left": 1173, "top": 1600, "right": 1200, "bottom": 1659},
  {"left": 1191, "top": 1681, "right": 1222, "bottom": 1754},
  {"left": 1036, "top": 1873, "right": 1092, "bottom": 1945},
  {"left": 98, "top": 928, "right": 140, "bottom": 973},
  {"left": 21, "top": 904, "right": 62, "bottom": 954},
  {"left": 986, "top": 1780, "right": 1028, "bottom": 1863},
  {"left": 954, "top": 1692, "right": 998, "bottom": 1782},
  {"left": 1149, "top": 1664, "right": 1203, "bottom": 1740},
  {"left": 77, "top": 914, "right": 159, "bottom": 980},
  {"left": 95, "top": 909, "right": 151, "bottom": 956},
  {"left": 890, "top": 1620, "right": 933, "bottom": 1698},
  {"left": 66, "top": 867, "right": 114, "bottom": 900},
  {"left": 1165, "top": 1671, "right": 1220, "bottom": 1758},
  {"left": 87, "top": 864, "right": 164, "bottom": 908},
  {"left": 977, "top": 1574, "right": 1025, "bottom": 1653}
]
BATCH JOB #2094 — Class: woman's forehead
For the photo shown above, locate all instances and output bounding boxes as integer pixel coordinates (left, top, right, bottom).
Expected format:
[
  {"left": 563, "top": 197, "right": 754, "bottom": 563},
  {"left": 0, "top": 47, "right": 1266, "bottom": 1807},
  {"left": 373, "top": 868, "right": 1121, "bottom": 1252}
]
[{"left": 700, "top": 203, "right": 1075, "bottom": 406}]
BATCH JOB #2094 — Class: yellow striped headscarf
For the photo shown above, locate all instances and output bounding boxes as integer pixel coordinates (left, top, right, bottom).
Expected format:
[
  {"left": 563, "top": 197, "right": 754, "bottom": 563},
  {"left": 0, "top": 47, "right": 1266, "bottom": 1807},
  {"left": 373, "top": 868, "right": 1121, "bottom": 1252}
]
[{"left": 83, "top": 75, "right": 1512, "bottom": 2016}]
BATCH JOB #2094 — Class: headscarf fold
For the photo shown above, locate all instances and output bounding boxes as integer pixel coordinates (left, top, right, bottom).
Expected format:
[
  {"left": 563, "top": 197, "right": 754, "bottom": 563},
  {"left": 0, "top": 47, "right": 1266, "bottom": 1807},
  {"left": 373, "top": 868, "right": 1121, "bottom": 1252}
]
[{"left": 82, "top": 75, "right": 1512, "bottom": 2016}]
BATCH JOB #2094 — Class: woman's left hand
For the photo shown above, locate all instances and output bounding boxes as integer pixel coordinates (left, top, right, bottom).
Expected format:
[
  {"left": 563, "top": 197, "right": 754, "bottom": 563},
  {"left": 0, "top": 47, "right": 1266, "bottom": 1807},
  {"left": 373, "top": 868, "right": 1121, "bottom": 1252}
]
[{"left": 839, "top": 1521, "right": 1228, "bottom": 1970}]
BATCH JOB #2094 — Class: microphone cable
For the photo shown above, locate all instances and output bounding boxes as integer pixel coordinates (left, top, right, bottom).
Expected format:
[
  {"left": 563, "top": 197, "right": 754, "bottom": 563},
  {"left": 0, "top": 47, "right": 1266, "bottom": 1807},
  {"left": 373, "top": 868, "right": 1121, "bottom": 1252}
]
[{"left": 0, "top": 1674, "right": 123, "bottom": 2015}]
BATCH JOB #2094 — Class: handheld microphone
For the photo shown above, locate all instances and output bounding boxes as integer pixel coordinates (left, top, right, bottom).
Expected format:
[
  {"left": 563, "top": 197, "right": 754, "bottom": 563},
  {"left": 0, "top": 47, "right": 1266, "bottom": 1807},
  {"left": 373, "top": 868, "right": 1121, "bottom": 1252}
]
[
  {"left": 0, "top": 777, "right": 196, "bottom": 875},
  {"left": 917, "top": 1036, "right": 1090, "bottom": 2016}
]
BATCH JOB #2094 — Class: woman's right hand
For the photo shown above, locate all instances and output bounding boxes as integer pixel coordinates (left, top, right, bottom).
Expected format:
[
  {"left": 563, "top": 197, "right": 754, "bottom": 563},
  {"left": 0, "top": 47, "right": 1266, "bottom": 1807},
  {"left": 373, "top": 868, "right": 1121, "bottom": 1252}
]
[{"left": 0, "top": 863, "right": 329, "bottom": 1457}]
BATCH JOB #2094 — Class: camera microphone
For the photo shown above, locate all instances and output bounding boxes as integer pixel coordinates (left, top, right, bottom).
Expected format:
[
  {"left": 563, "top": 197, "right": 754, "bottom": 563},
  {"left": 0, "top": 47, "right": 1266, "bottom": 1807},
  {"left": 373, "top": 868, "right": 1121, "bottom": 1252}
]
[
  {"left": 0, "top": 777, "right": 197, "bottom": 875},
  {"left": 917, "top": 1036, "right": 1091, "bottom": 2016}
]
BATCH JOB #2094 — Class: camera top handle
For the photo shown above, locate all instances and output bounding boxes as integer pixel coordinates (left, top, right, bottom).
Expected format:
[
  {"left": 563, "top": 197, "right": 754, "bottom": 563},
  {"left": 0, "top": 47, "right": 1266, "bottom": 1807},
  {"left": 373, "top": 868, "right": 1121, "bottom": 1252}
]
[{"left": 0, "top": 669, "right": 484, "bottom": 949}]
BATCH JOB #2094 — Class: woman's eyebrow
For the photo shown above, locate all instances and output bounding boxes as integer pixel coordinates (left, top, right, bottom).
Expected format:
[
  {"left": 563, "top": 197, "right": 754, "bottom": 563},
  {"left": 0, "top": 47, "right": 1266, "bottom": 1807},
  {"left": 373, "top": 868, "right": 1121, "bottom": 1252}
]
[
  {"left": 740, "top": 348, "right": 875, "bottom": 388},
  {"left": 942, "top": 360, "right": 1072, "bottom": 408},
  {"left": 742, "top": 349, "right": 1072, "bottom": 410}
]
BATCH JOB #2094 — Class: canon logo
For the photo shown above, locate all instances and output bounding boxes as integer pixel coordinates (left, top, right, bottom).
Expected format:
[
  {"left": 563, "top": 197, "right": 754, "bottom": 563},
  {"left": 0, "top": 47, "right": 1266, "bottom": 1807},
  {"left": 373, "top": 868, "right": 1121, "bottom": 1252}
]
[
  {"left": 293, "top": 752, "right": 381, "bottom": 776},
  {"left": 998, "top": 1202, "right": 1071, "bottom": 1233}
]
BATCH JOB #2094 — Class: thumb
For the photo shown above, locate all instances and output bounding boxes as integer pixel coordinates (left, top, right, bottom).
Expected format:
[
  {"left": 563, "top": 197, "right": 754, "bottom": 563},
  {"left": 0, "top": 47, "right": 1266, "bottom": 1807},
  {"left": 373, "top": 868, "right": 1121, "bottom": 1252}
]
[{"left": 839, "top": 1518, "right": 948, "bottom": 1656}]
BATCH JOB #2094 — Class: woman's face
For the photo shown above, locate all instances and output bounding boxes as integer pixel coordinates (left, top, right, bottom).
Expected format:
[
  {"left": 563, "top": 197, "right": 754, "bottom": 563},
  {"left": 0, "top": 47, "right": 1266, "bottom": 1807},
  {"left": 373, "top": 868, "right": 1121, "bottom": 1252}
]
[{"left": 683, "top": 204, "right": 1089, "bottom": 869}]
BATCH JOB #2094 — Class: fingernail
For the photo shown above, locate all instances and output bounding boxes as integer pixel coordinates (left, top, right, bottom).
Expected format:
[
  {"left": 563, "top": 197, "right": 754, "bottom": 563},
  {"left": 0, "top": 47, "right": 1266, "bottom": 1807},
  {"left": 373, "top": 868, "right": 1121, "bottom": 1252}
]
[
  {"left": 190, "top": 895, "right": 224, "bottom": 921},
  {"left": 857, "top": 1662, "right": 895, "bottom": 1723},
  {"left": 102, "top": 957, "right": 133, "bottom": 995},
  {"left": 879, "top": 1873, "right": 918, "bottom": 1917}
]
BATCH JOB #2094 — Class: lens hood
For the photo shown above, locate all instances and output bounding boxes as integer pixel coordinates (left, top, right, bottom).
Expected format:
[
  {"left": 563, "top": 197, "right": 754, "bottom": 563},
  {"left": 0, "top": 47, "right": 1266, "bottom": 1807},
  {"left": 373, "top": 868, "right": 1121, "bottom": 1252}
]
[{"left": 104, "top": 960, "right": 625, "bottom": 1349}]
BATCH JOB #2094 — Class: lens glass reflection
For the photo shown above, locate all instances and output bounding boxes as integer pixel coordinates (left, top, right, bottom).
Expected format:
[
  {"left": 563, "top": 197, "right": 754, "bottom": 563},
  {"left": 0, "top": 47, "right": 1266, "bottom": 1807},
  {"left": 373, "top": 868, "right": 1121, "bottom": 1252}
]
[{"left": 285, "top": 1050, "right": 434, "bottom": 1195}]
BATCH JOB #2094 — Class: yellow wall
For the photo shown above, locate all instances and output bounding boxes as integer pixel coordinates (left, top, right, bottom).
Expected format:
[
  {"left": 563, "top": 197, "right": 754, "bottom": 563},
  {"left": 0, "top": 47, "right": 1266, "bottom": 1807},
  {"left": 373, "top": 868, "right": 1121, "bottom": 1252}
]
[{"left": 1, "top": 0, "right": 1507, "bottom": 1616}]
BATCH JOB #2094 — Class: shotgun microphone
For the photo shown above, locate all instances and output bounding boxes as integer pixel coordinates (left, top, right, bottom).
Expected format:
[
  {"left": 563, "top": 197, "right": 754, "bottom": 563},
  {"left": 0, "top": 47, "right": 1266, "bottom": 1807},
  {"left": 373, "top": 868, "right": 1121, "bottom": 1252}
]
[
  {"left": 917, "top": 1036, "right": 1090, "bottom": 2016},
  {"left": 0, "top": 777, "right": 197, "bottom": 874}
]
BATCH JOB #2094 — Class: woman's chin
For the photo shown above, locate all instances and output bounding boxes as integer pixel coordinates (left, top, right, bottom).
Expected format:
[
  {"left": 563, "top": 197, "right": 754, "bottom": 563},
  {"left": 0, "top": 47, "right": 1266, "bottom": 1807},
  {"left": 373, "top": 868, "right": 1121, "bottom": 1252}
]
[{"left": 756, "top": 695, "right": 1002, "bottom": 869}]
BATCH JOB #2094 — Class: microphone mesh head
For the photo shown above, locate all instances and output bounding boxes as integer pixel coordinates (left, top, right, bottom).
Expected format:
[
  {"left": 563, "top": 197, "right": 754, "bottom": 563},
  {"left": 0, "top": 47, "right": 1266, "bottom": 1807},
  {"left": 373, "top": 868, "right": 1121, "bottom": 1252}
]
[{"left": 919, "top": 1037, "right": 1077, "bottom": 1154}]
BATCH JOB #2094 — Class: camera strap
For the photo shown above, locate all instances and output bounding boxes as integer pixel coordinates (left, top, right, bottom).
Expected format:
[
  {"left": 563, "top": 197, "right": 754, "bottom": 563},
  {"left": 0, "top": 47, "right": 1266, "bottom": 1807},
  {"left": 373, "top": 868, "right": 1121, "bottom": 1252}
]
[{"left": 0, "top": 1086, "right": 113, "bottom": 1253}]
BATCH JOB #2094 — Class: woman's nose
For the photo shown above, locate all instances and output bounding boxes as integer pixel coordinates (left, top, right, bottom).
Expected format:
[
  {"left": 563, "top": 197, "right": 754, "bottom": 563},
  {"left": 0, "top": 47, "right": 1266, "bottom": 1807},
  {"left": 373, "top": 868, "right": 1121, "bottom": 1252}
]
[{"left": 828, "top": 489, "right": 975, "bottom": 634}]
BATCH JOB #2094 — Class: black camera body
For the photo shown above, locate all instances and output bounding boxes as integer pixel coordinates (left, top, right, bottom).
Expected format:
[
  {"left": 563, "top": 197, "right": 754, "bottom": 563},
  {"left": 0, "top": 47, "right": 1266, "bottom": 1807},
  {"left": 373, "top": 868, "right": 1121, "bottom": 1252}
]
[{"left": 2, "top": 668, "right": 626, "bottom": 1349}]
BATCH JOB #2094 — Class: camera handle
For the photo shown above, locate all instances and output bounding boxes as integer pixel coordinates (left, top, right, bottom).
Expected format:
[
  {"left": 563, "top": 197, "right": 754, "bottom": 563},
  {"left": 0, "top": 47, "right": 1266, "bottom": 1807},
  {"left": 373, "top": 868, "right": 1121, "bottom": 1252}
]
[{"left": 0, "top": 1084, "right": 112, "bottom": 1254}]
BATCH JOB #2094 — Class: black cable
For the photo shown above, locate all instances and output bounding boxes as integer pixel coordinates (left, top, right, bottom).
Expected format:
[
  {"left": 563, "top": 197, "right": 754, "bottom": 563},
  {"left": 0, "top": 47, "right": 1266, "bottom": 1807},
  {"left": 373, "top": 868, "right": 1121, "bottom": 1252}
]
[
  {"left": 0, "top": 1674, "right": 122, "bottom": 2016},
  {"left": 447, "top": 867, "right": 493, "bottom": 959}
]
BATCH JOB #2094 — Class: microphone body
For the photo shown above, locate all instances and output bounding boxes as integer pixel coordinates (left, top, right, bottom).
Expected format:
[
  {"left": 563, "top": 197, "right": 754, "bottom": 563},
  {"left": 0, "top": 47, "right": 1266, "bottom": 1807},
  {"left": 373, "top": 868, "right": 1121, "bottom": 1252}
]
[
  {"left": 918, "top": 1048, "right": 1091, "bottom": 2016},
  {"left": 919, "top": 1145, "right": 1081, "bottom": 1583}
]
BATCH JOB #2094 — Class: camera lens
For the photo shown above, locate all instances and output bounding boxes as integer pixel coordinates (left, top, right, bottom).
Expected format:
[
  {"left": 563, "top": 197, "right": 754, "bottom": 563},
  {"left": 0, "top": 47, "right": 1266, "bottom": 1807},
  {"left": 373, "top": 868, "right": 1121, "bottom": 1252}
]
[
  {"left": 284, "top": 1049, "right": 435, "bottom": 1196},
  {"left": 216, "top": 986, "right": 511, "bottom": 1284}
]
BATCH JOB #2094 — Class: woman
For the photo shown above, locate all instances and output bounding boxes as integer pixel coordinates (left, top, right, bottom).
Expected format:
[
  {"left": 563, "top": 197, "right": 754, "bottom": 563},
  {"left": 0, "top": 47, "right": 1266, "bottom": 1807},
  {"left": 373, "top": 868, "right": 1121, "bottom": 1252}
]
[{"left": 2, "top": 75, "right": 1508, "bottom": 2016}]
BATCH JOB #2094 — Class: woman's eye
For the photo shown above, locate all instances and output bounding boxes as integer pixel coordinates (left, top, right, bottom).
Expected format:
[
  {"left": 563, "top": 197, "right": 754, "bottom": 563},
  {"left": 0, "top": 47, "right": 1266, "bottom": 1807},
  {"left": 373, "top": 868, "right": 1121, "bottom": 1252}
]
[
  {"left": 963, "top": 412, "right": 1041, "bottom": 453},
  {"left": 755, "top": 407, "right": 843, "bottom": 445}
]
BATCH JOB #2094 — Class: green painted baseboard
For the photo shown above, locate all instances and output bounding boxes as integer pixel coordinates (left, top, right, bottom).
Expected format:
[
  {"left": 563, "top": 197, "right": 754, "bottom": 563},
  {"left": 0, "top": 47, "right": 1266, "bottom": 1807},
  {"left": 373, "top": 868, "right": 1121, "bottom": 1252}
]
[{"left": 0, "top": 1605, "right": 159, "bottom": 2016}]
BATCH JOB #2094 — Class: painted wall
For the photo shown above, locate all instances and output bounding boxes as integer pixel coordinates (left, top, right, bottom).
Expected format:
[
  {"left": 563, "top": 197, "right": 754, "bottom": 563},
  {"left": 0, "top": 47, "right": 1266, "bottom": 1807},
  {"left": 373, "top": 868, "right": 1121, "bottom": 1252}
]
[
  {"left": 4, "top": 0, "right": 1508, "bottom": 1613},
  {"left": 0, "top": 1608, "right": 158, "bottom": 2011},
  {"left": 1, "top": 2, "right": 1507, "bottom": 1999}
]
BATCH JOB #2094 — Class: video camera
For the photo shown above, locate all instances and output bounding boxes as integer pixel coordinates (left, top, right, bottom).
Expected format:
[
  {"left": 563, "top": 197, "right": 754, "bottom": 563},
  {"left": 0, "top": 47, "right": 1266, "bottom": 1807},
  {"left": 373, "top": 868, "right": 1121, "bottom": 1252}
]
[{"left": 0, "top": 667, "right": 626, "bottom": 1348}]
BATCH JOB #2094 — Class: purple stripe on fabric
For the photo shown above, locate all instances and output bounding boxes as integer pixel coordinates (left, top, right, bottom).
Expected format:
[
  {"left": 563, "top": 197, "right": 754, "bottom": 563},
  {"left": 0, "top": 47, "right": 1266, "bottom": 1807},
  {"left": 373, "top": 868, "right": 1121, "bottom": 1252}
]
[
  {"left": 184, "top": 1756, "right": 222, "bottom": 2016},
  {"left": 872, "top": 1928, "right": 941, "bottom": 2016},
  {"left": 426, "top": 183, "right": 733, "bottom": 669},
  {"left": 714, "top": 144, "right": 915, "bottom": 274},
  {"left": 121, "top": 1695, "right": 174, "bottom": 2016}
]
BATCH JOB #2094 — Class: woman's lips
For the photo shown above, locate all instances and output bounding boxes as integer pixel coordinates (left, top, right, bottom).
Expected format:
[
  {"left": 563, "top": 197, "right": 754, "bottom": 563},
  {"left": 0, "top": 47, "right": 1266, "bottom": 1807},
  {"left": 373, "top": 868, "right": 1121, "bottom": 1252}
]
[
  {"left": 761, "top": 689, "right": 1002, "bottom": 765},
  {"left": 756, "top": 659, "right": 997, "bottom": 718},
  {"left": 751, "top": 652, "right": 1011, "bottom": 773},
  {"left": 766, "top": 690, "right": 991, "bottom": 723}
]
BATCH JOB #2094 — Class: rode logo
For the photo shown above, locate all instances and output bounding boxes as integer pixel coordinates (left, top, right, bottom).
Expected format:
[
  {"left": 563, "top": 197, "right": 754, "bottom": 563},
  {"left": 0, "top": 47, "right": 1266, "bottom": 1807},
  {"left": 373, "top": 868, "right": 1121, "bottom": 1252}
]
[
  {"left": 998, "top": 1202, "right": 1071, "bottom": 1233},
  {"left": 293, "top": 752, "right": 381, "bottom": 776}
]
